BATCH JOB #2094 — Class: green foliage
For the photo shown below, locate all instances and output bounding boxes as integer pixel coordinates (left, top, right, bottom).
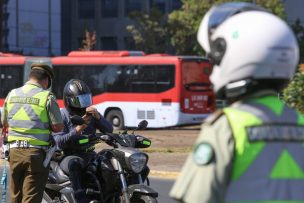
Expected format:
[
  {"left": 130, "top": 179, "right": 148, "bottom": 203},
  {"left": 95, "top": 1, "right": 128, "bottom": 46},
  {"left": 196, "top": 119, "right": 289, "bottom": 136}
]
[
  {"left": 80, "top": 30, "right": 96, "bottom": 51},
  {"left": 255, "top": 0, "right": 286, "bottom": 19},
  {"left": 126, "top": 8, "right": 168, "bottom": 53},
  {"left": 168, "top": 0, "right": 240, "bottom": 55},
  {"left": 283, "top": 69, "right": 304, "bottom": 113},
  {"left": 168, "top": 0, "right": 286, "bottom": 55},
  {"left": 282, "top": 21, "right": 304, "bottom": 108},
  {"left": 126, "top": 0, "right": 287, "bottom": 55}
]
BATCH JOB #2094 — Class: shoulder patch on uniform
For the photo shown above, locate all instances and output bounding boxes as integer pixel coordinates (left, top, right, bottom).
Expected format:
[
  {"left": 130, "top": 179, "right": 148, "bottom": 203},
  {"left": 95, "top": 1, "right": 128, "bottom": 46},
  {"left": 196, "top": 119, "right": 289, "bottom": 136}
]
[
  {"left": 205, "top": 110, "right": 224, "bottom": 125},
  {"left": 193, "top": 142, "right": 214, "bottom": 166}
]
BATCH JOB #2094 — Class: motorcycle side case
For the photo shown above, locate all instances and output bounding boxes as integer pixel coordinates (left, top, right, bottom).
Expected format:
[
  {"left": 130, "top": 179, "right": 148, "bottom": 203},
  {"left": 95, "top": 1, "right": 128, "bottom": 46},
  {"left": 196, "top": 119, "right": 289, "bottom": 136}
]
[{"left": 128, "top": 184, "right": 158, "bottom": 198}]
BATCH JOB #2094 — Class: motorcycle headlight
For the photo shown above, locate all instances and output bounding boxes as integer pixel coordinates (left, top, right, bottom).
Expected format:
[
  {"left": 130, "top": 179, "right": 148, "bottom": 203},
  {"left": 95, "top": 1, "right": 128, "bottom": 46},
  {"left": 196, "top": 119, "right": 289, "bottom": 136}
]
[{"left": 128, "top": 153, "right": 148, "bottom": 173}]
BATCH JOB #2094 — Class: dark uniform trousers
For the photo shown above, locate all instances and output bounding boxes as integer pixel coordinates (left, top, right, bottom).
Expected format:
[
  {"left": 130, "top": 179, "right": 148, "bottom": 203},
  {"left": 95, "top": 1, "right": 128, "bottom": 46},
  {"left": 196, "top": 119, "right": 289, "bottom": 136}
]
[{"left": 9, "top": 148, "right": 49, "bottom": 203}]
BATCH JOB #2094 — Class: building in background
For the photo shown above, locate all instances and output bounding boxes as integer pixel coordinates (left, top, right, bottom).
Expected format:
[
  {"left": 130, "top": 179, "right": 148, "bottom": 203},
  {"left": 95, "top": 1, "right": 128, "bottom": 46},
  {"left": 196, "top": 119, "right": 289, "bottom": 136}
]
[
  {"left": 1, "top": 0, "right": 10, "bottom": 51},
  {"left": 1, "top": 0, "right": 303, "bottom": 56},
  {"left": 2, "top": 0, "right": 181, "bottom": 56},
  {"left": 61, "top": 0, "right": 181, "bottom": 55},
  {"left": 4, "top": 0, "right": 60, "bottom": 56}
]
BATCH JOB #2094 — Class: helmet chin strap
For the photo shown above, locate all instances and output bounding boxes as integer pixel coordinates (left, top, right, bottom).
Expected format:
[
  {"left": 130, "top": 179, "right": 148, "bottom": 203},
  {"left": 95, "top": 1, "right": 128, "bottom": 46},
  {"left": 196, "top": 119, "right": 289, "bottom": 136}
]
[{"left": 224, "top": 79, "right": 256, "bottom": 99}]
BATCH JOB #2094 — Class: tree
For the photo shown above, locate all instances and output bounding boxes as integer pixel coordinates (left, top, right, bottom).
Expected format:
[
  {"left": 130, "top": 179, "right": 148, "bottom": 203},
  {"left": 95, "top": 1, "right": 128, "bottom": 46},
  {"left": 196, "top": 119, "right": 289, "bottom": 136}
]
[
  {"left": 167, "top": 0, "right": 211, "bottom": 55},
  {"left": 278, "top": 20, "right": 304, "bottom": 110},
  {"left": 80, "top": 30, "right": 96, "bottom": 51},
  {"left": 283, "top": 68, "right": 304, "bottom": 113},
  {"left": 126, "top": 0, "right": 287, "bottom": 55},
  {"left": 167, "top": 0, "right": 286, "bottom": 55},
  {"left": 126, "top": 8, "right": 168, "bottom": 53},
  {"left": 282, "top": 19, "right": 304, "bottom": 110},
  {"left": 255, "top": 0, "right": 286, "bottom": 19}
]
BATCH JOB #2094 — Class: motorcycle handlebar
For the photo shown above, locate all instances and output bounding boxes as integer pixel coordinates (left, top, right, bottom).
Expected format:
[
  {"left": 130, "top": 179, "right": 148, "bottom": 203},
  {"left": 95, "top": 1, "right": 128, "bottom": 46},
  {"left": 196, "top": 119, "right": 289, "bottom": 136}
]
[
  {"left": 92, "top": 132, "right": 128, "bottom": 147},
  {"left": 93, "top": 132, "right": 151, "bottom": 148},
  {"left": 96, "top": 133, "right": 113, "bottom": 142}
]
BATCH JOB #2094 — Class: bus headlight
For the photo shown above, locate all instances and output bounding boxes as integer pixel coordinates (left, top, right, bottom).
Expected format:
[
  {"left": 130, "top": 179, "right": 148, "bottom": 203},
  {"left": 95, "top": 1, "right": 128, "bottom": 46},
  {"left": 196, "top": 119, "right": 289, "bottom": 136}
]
[{"left": 128, "top": 153, "right": 148, "bottom": 173}]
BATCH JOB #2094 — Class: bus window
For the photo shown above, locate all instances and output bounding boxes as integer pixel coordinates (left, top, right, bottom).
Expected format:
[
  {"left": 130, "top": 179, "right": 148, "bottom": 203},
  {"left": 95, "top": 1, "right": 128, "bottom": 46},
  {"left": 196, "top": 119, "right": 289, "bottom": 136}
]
[
  {"left": 52, "top": 65, "right": 105, "bottom": 99},
  {"left": 0, "top": 65, "right": 24, "bottom": 98},
  {"left": 155, "top": 65, "right": 175, "bottom": 92},
  {"left": 131, "top": 65, "right": 175, "bottom": 93},
  {"left": 104, "top": 65, "right": 132, "bottom": 93},
  {"left": 131, "top": 65, "right": 156, "bottom": 92},
  {"left": 52, "top": 64, "right": 175, "bottom": 98},
  {"left": 182, "top": 63, "right": 212, "bottom": 92},
  {"left": 181, "top": 61, "right": 215, "bottom": 114}
]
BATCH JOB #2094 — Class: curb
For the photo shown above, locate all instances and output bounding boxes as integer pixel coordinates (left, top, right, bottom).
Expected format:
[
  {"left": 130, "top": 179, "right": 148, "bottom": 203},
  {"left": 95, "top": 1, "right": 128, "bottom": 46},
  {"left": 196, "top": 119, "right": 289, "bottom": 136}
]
[{"left": 149, "top": 170, "right": 180, "bottom": 179}]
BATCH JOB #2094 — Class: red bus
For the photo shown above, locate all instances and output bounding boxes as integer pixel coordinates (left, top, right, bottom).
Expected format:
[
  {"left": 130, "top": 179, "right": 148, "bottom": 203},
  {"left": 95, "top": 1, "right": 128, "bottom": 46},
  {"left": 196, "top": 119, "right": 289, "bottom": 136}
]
[{"left": 0, "top": 51, "right": 215, "bottom": 129}]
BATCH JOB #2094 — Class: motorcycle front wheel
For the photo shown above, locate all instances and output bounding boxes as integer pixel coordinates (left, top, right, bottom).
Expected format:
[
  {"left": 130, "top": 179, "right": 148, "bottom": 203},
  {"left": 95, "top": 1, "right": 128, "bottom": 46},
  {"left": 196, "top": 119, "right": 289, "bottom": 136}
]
[{"left": 130, "top": 195, "right": 158, "bottom": 203}]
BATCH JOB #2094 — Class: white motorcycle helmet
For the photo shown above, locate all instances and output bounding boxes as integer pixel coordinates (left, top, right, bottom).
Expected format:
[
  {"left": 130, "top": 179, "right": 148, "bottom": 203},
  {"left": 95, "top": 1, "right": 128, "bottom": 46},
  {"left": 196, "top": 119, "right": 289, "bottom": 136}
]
[{"left": 197, "top": 2, "right": 299, "bottom": 99}]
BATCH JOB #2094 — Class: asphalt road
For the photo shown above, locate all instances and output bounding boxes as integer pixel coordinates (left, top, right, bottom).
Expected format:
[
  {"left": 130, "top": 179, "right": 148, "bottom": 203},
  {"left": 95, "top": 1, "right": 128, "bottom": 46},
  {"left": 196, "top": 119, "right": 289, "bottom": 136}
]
[{"left": 150, "top": 177, "right": 178, "bottom": 203}]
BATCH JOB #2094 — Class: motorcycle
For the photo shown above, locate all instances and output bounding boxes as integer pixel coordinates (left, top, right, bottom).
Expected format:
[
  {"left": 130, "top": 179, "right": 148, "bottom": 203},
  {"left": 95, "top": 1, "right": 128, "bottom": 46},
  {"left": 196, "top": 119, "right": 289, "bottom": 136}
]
[{"left": 42, "top": 117, "right": 158, "bottom": 203}]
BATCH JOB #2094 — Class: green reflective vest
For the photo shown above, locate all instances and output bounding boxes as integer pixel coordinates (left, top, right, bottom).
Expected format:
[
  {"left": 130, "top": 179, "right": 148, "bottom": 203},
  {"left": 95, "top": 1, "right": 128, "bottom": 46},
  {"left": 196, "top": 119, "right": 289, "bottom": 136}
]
[
  {"left": 223, "top": 96, "right": 304, "bottom": 203},
  {"left": 6, "top": 84, "right": 51, "bottom": 146}
]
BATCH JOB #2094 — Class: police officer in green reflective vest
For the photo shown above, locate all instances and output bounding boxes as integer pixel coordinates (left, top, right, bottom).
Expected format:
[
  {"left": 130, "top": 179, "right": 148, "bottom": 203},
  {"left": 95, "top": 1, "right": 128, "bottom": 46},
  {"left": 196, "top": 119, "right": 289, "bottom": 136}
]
[
  {"left": 170, "top": 2, "right": 304, "bottom": 203},
  {"left": 1, "top": 63, "right": 64, "bottom": 203}
]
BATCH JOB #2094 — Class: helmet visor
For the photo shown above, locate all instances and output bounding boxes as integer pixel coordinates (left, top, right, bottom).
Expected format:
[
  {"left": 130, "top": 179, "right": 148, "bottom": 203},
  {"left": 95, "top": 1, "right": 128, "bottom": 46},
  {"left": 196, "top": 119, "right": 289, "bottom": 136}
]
[
  {"left": 67, "top": 93, "right": 92, "bottom": 108},
  {"left": 208, "top": 2, "right": 267, "bottom": 36}
]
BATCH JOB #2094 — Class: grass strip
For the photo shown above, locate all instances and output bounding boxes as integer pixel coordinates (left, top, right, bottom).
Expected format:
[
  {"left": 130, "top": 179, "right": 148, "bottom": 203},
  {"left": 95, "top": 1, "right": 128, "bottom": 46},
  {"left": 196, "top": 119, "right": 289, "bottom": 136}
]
[{"left": 95, "top": 144, "right": 192, "bottom": 153}]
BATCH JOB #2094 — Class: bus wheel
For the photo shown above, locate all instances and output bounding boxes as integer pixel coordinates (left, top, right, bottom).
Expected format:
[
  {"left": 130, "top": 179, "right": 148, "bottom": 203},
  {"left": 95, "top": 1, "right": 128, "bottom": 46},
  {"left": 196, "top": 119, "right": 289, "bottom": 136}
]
[{"left": 106, "top": 110, "right": 125, "bottom": 130}]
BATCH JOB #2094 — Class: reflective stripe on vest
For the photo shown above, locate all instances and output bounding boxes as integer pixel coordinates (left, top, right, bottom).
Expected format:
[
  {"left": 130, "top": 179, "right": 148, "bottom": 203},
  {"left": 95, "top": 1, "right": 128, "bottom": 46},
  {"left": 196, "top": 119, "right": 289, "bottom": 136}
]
[
  {"left": 223, "top": 96, "right": 304, "bottom": 202},
  {"left": 6, "top": 84, "right": 50, "bottom": 145}
]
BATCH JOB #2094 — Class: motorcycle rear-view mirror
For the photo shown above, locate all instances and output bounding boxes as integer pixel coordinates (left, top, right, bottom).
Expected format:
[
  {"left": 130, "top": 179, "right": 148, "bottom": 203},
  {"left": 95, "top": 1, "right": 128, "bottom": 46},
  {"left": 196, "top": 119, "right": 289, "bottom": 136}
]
[
  {"left": 70, "top": 115, "right": 85, "bottom": 125},
  {"left": 137, "top": 120, "right": 148, "bottom": 130},
  {"left": 99, "top": 134, "right": 112, "bottom": 142}
]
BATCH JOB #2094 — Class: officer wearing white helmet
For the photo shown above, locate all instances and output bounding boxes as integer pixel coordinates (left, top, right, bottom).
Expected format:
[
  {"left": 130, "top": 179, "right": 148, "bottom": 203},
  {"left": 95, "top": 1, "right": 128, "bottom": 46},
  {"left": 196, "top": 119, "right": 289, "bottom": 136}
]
[{"left": 170, "top": 2, "right": 304, "bottom": 203}]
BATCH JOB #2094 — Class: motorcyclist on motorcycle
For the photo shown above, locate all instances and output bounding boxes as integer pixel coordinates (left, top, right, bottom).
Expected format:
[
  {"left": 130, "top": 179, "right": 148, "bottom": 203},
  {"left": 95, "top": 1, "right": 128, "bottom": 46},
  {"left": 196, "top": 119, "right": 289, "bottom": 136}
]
[{"left": 53, "top": 79, "right": 113, "bottom": 203}]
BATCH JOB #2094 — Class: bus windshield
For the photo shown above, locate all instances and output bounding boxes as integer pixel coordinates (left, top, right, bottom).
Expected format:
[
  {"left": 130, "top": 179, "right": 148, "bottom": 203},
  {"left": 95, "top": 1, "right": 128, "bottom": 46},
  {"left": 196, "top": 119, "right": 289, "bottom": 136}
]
[
  {"left": 181, "top": 60, "right": 215, "bottom": 114},
  {"left": 182, "top": 61, "right": 212, "bottom": 92}
]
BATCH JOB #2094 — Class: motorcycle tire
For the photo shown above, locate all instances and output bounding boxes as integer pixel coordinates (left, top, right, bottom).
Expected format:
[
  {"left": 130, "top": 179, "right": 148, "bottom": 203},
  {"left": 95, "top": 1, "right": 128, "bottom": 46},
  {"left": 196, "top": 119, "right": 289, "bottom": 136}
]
[
  {"left": 105, "top": 109, "right": 124, "bottom": 130},
  {"left": 130, "top": 195, "right": 158, "bottom": 203}
]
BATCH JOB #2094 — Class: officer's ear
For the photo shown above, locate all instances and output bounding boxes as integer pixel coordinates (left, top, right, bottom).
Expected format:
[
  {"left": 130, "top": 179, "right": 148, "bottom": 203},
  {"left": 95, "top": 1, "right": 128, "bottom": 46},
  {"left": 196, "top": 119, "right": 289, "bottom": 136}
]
[{"left": 41, "top": 77, "right": 50, "bottom": 89}]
